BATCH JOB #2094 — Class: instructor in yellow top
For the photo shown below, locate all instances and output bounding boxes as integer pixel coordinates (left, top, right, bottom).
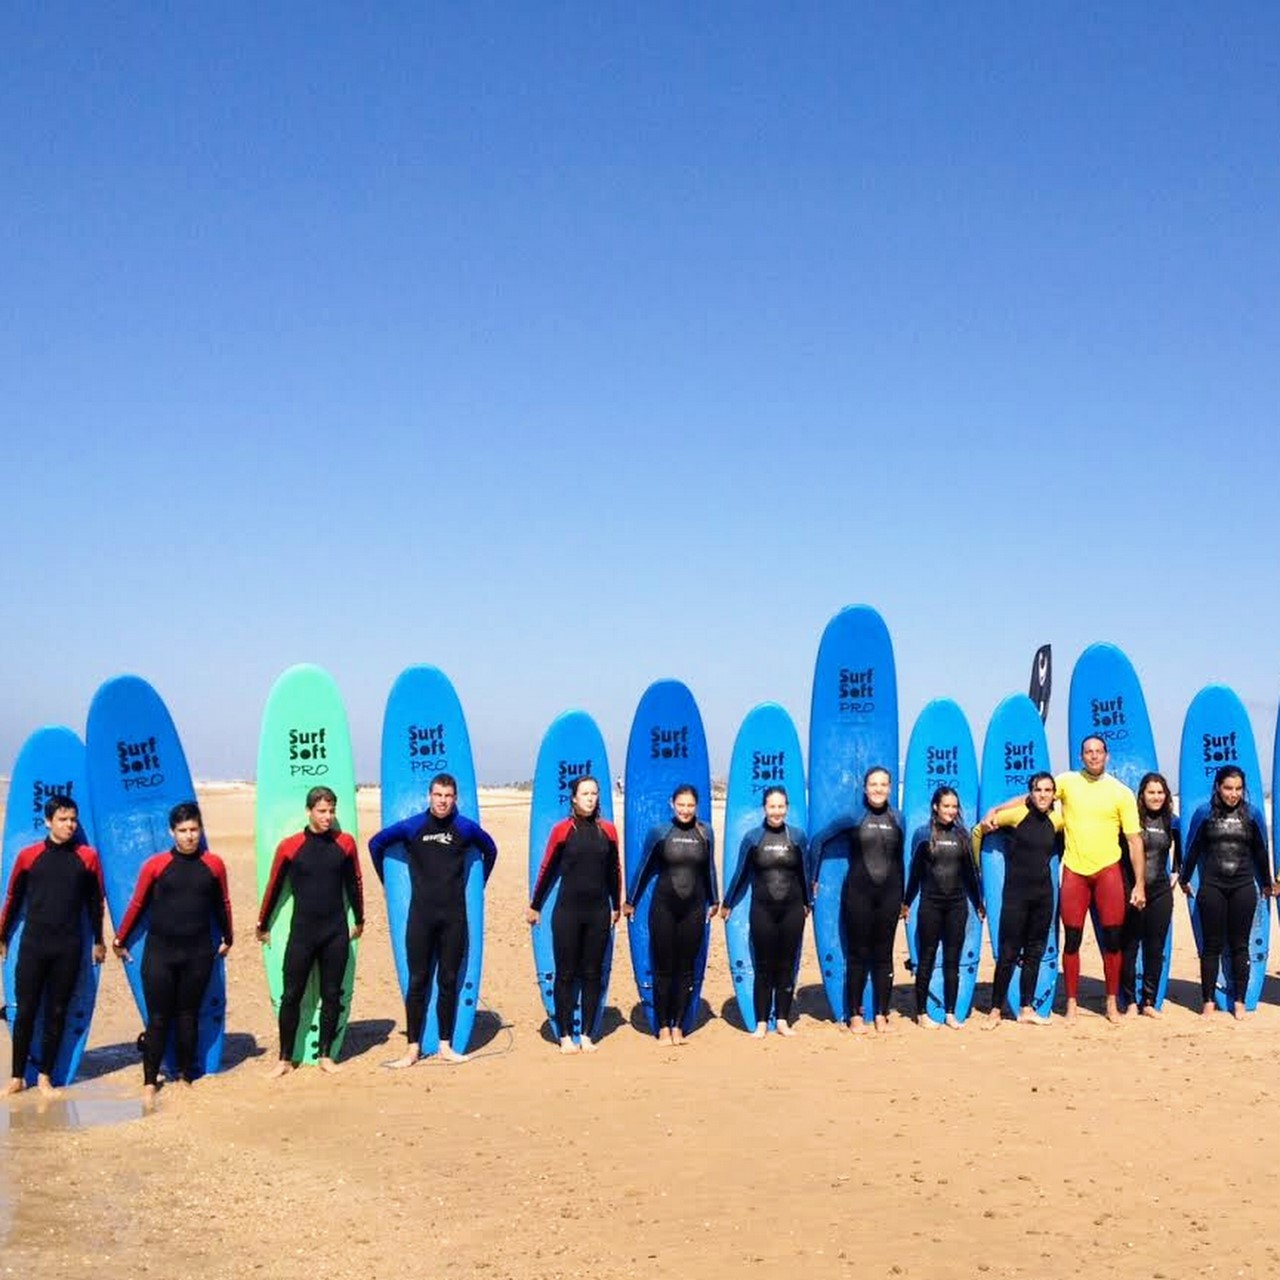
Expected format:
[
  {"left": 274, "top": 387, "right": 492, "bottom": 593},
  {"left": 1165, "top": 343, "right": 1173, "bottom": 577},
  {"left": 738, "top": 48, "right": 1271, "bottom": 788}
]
[{"left": 985, "top": 736, "right": 1143, "bottom": 1023}]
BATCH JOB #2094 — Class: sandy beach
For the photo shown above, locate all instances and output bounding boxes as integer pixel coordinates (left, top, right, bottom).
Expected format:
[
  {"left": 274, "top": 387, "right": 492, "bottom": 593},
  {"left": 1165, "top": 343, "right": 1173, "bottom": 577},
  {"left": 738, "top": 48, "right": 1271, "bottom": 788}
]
[{"left": 1, "top": 782, "right": 1274, "bottom": 1280}]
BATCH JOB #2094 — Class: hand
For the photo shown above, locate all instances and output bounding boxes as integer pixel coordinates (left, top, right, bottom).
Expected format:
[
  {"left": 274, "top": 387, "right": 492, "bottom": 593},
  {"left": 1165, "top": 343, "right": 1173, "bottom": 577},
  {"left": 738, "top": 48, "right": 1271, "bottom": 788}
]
[
  {"left": 1179, "top": 881, "right": 1192, "bottom": 898},
  {"left": 526, "top": 908, "right": 540, "bottom": 926},
  {"left": 622, "top": 903, "right": 635, "bottom": 920},
  {"left": 803, "top": 905, "right": 811, "bottom": 917},
  {"left": 899, "top": 905, "right": 910, "bottom": 920},
  {"left": 719, "top": 905, "right": 731, "bottom": 920},
  {"left": 350, "top": 923, "right": 364, "bottom": 941},
  {"left": 611, "top": 909, "right": 621, "bottom": 926},
  {"left": 217, "top": 941, "right": 231, "bottom": 957},
  {"left": 1129, "top": 885, "right": 1146, "bottom": 910},
  {"left": 0, "top": 942, "right": 6, "bottom": 961},
  {"left": 256, "top": 927, "right": 271, "bottom": 944},
  {"left": 113, "top": 939, "right": 134, "bottom": 964},
  {"left": 706, "top": 905, "right": 719, "bottom": 923},
  {"left": 92, "top": 943, "right": 106, "bottom": 965},
  {"left": 977, "top": 906, "right": 987, "bottom": 921}
]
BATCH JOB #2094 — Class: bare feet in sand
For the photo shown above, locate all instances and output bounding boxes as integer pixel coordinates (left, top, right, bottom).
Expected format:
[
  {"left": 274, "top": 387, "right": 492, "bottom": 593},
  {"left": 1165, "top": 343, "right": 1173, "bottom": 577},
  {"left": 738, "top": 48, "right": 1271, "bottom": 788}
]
[
  {"left": 776, "top": 1021, "right": 796, "bottom": 1038},
  {"left": 387, "top": 1045, "right": 422, "bottom": 1070},
  {"left": 1140, "top": 1004, "right": 1162, "bottom": 1019},
  {"left": 35, "top": 1075, "right": 61, "bottom": 1099},
  {"left": 439, "top": 1043, "right": 465, "bottom": 1063},
  {"left": 317, "top": 1057, "right": 342, "bottom": 1074},
  {"left": 849, "top": 1016, "right": 869, "bottom": 1036},
  {"left": 750, "top": 1024, "right": 767, "bottom": 1039},
  {"left": 944, "top": 1014, "right": 962, "bottom": 1030},
  {"left": 982, "top": 1009, "right": 1003, "bottom": 1031},
  {"left": 1018, "top": 1008, "right": 1050, "bottom": 1026},
  {"left": 658, "top": 1028, "right": 674, "bottom": 1047},
  {"left": 579, "top": 1035, "right": 599, "bottom": 1054},
  {"left": 266, "top": 1060, "right": 296, "bottom": 1080},
  {"left": 916, "top": 1014, "right": 939, "bottom": 1030},
  {"left": 2, "top": 1078, "right": 25, "bottom": 1098},
  {"left": 559, "top": 1037, "right": 579, "bottom": 1055},
  {"left": 1064, "top": 998, "right": 1079, "bottom": 1024}
]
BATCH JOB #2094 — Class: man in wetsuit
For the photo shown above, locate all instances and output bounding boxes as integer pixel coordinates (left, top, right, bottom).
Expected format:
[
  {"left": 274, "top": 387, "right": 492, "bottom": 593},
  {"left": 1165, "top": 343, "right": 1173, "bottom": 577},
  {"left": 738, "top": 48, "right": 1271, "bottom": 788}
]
[
  {"left": 368, "top": 773, "right": 498, "bottom": 1066},
  {"left": 0, "top": 795, "right": 106, "bottom": 1098}
]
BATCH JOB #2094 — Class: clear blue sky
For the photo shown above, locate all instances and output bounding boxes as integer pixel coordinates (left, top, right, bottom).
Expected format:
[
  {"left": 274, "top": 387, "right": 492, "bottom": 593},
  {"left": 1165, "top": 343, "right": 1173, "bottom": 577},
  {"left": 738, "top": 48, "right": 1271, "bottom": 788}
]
[{"left": 4, "top": 5, "right": 1278, "bottom": 790}]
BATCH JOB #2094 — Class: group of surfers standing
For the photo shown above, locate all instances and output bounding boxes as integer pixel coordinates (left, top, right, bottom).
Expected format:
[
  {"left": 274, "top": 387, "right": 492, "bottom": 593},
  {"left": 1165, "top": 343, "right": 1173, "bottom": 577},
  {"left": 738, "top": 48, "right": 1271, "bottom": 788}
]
[{"left": 2, "top": 733, "right": 1272, "bottom": 1098}]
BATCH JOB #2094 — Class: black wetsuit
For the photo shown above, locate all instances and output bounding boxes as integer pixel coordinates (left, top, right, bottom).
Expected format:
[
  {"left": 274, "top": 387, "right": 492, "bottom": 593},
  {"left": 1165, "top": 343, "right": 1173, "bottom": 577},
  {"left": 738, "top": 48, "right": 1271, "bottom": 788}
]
[
  {"left": 725, "top": 822, "right": 809, "bottom": 1024},
  {"left": 992, "top": 808, "right": 1061, "bottom": 1013},
  {"left": 116, "top": 848, "right": 233, "bottom": 1085},
  {"left": 1119, "top": 815, "right": 1180, "bottom": 1008},
  {"left": 634, "top": 819, "right": 718, "bottom": 1031},
  {"left": 903, "top": 822, "right": 981, "bottom": 1017},
  {"left": 0, "top": 838, "right": 104, "bottom": 1081},
  {"left": 1181, "top": 803, "right": 1271, "bottom": 1005},
  {"left": 258, "top": 829, "right": 364, "bottom": 1060},
  {"left": 531, "top": 816, "right": 622, "bottom": 1039}
]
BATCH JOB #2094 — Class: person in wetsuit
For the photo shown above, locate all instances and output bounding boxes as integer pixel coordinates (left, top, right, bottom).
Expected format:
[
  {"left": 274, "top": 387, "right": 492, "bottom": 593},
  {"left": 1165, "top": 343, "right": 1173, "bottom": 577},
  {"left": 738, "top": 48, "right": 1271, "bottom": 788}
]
[
  {"left": 626, "top": 785, "right": 719, "bottom": 1046},
  {"left": 0, "top": 795, "right": 105, "bottom": 1098},
  {"left": 721, "top": 785, "right": 809, "bottom": 1038},
  {"left": 527, "top": 775, "right": 622, "bottom": 1055},
  {"left": 811, "top": 766, "right": 905, "bottom": 1035},
  {"left": 901, "top": 786, "right": 983, "bottom": 1029},
  {"left": 1179, "top": 765, "right": 1274, "bottom": 1020},
  {"left": 112, "top": 801, "right": 233, "bottom": 1100},
  {"left": 1120, "top": 772, "right": 1180, "bottom": 1017},
  {"left": 368, "top": 772, "right": 498, "bottom": 1066},
  {"left": 257, "top": 785, "right": 364, "bottom": 1076},
  {"left": 978, "top": 772, "right": 1063, "bottom": 1028}
]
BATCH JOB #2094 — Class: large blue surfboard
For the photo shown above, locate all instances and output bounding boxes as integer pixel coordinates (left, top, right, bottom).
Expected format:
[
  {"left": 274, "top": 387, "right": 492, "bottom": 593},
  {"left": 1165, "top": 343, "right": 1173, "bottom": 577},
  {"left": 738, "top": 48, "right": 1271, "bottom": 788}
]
[
  {"left": 808, "top": 605, "right": 899, "bottom": 1024},
  {"left": 528, "top": 711, "right": 614, "bottom": 1041},
  {"left": 379, "top": 665, "right": 485, "bottom": 1055},
  {"left": 902, "top": 699, "right": 981, "bottom": 1023},
  {"left": 978, "top": 694, "right": 1058, "bottom": 1018},
  {"left": 1068, "top": 642, "right": 1170, "bottom": 1008},
  {"left": 723, "top": 703, "right": 807, "bottom": 1032},
  {"left": 1, "top": 727, "right": 99, "bottom": 1087},
  {"left": 1179, "top": 685, "right": 1269, "bottom": 1012},
  {"left": 625, "top": 680, "right": 713, "bottom": 1037},
  {"left": 86, "top": 675, "right": 226, "bottom": 1078}
]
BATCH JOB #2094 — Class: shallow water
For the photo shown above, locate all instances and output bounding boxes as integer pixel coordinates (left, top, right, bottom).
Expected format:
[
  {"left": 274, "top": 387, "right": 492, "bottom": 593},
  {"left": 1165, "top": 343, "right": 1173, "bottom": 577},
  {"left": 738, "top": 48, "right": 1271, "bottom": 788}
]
[{"left": 0, "top": 1083, "right": 146, "bottom": 1135}]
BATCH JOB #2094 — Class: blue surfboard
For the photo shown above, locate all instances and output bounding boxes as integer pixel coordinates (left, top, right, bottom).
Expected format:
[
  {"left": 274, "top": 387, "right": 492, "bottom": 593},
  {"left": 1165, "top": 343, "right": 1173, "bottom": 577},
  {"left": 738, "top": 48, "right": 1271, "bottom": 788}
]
[
  {"left": 379, "top": 665, "right": 485, "bottom": 1055},
  {"left": 723, "top": 703, "right": 807, "bottom": 1032},
  {"left": 86, "top": 675, "right": 226, "bottom": 1078},
  {"left": 528, "top": 711, "right": 614, "bottom": 1041},
  {"left": 1179, "top": 685, "right": 1269, "bottom": 1012},
  {"left": 808, "top": 605, "right": 899, "bottom": 1024},
  {"left": 1068, "top": 642, "right": 1170, "bottom": 1008},
  {"left": 624, "top": 680, "right": 713, "bottom": 1037},
  {"left": 1, "top": 727, "right": 99, "bottom": 1087},
  {"left": 902, "top": 699, "right": 981, "bottom": 1023},
  {"left": 978, "top": 694, "right": 1058, "bottom": 1018}
]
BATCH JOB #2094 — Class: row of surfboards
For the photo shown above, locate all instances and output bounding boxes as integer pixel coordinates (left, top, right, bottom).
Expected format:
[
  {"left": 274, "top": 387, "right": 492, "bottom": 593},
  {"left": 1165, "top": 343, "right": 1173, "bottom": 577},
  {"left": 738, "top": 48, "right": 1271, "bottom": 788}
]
[{"left": 3, "top": 606, "right": 1274, "bottom": 1083}]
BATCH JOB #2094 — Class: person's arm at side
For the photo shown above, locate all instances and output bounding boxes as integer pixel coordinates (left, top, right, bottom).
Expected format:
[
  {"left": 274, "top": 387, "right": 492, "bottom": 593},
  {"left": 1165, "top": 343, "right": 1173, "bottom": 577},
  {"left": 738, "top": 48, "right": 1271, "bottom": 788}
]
[
  {"left": 207, "top": 853, "right": 234, "bottom": 954},
  {"left": 112, "top": 855, "right": 163, "bottom": 962},
  {"left": 340, "top": 834, "right": 365, "bottom": 939},
  {"left": 721, "top": 832, "right": 756, "bottom": 917}
]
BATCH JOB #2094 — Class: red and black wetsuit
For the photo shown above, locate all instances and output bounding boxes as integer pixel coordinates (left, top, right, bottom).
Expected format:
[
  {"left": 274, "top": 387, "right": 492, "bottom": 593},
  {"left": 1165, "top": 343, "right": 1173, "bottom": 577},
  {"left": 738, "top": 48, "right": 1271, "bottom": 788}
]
[
  {"left": 530, "top": 815, "right": 622, "bottom": 1039},
  {"left": 0, "top": 836, "right": 104, "bottom": 1081},
  {"left": 258, "top": 829, "right": 364, "bottom": 1061},
  {"left": 1120, "top": 814, "right": 1180, "bottom": 1008},
  {"left": 115, "top": 848, "right": 233, "bottom": 1085}
]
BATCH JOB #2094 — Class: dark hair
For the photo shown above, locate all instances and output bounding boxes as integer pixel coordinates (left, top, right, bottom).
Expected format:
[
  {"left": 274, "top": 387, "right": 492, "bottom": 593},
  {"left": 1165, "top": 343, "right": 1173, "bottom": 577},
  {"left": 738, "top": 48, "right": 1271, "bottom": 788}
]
[
  {"left": 1024, "top": 772, "right": 1055, "bottom": 807},
  {"left": 862, "top": 766, "right": 892, "bottom": 810},
  {"left": 671, "top": 784, "right": 699, "bottom": 804},
  {"left": 305, "top": 786, "right": 338, "bottom": 810},
  {"left": 1211, "top": 766, "right": 1247, "bottom": 812},
  {"left": 1079, "top": 735, "right": 1108, "bottom": 756},
  {"left": 929, "top": 786, "right": 966, "bottom": 850},
  {"left": 761, "top": 786, "right": 788, "bottom": 807},
  {"left": 430, "top": 773, "right": 458, "bottom": 794},
  {"left": 570, "top": 774, "right": 601, "bottom": 819},
  {"left": 169, "top": 801, "right": 203, "bottom": 828},
  {"left": 43, "top": 794, "right": 77, "bottom": 820},
  {"left": 1135, "top": 772, "right": 1172, "bottom": 820}
]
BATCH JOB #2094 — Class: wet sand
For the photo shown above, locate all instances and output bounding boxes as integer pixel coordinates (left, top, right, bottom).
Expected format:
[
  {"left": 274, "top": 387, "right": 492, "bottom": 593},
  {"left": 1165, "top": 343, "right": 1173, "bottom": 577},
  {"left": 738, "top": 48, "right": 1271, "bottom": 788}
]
[{"left": 1, "top": 783, "right": 1276, "bottom": 1279}]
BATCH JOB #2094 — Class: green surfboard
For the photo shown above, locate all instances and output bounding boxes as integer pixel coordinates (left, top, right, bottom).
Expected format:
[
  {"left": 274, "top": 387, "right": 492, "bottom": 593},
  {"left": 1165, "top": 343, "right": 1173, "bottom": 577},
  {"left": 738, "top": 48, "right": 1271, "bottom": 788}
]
[{"left": 255, "top": 664, "right": 359, "bottom": 1064}]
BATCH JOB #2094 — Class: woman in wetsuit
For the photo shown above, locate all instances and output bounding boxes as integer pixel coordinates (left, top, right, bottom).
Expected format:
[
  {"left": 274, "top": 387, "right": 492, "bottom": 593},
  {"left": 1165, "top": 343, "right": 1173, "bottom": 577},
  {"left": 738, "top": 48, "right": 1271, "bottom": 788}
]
[
  {"left": 627, "top": 785, "right": 719, "bottom": 1046},
  {"left": 978, "top": 772, "right": 1062, "bottom": 1027},
  {"left": 112, "top": 802, "right": 232, "bottom": 1101},
  {"left": 902, "top": 786, "right": 983, "bottom": 1029},
  {"left": 1179, "top": 765, "right": 1273, "bottom": 1020},
  {"left": 811, "top": 766, "right": 904, "bottom": 1035},
  {"left": 1120, "top": 772, "right": 1180, "bottom": 1017},
  {"left": 527, "top": 775, "right": 623, "bottom": 1054},
  {"left": 721, "top": 785, "right": 809, "bottom": 1038}
]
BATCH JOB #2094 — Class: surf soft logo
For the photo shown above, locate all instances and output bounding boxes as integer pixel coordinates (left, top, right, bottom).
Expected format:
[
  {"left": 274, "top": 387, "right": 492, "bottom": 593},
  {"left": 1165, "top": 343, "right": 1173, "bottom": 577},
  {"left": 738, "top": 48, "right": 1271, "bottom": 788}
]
[
  {"left": 1089, "top": 694, "right": 1129, "bottom": 742},
  {"left": 650, "top": 726, "right": 689, "bottom": 761},
  {"left": 925, "top": 745, "right": 960, "bottom": 781},
  {"left": 1003, "top": 739, "right": 1036, "bottom": 788},
  {"left": 751, "top": 749, "right": 788, "bottom": 796},
  {"left": 557, "top": 758, "right": 594, "bottom": 809},
  {"left": 1201, "top": 730, "right": 1239, "bottom": 777},
  {"left": 407, "top": 722, "right": 449, "bottom": 774},
  {"left": 118, "top": 736, "right": 165, "bottom": 791},
  {"left": 288, "top": 727, "right": 329, "bottom": 777},
  {"left": 31, "top": 779, "right": 75, "bottom": 831},
  {"left": 838, "top": 667, "right": 875, "bottom": 716}
]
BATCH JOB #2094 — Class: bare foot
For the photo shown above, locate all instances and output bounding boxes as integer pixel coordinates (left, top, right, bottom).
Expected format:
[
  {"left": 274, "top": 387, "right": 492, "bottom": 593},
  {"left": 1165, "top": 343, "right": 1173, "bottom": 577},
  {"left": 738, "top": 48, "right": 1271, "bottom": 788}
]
[
  {"left": 982, "top": 1009, "right": 1003, "bottom": 1031},
  {"left": 580, "top": 1035, "right": 599, "bottom": 1054},
  {"left": 1123, "top": 1004, "right": 1138, "bottom": 1019},
  {"left": 671, "top": 1027, "right": 687, "bottom": 1047},
  {"left": 266, "top": 1060, "right": 295, "bottom": 1080},
  {"left": 142, "top": 1083, "right": 158, "bottom": 1111},
  {"left": 750, "top": 1024, "right": 767, "bottom": 1039},
  {"left": 1064, "top": 999, "right": 1079, "bottom": 1023},
  {"left": 944, "top": 1014, "right": 961, "bottom": 1030},
  {"left": 1104, "top": 997, "right": 1121, "bottom": 1024},
  {"left": 1018, "top": 1008, "right": 1050, "bottom": 1026},
  {"left": 317, "top": 1057, "right": 342, "bottom": 1075},
  {"left": 2, "top": 1078, "right": 26, "bottom": 1098},
  {"left": 849, "top": 1017, "right": 869, "bottom": 1036},
  {"left": 386, "top": 1047, "right": 422, "bottom": 1069},
  {"left": 874, "top": 1015, "right": 892, "bottom": 1035},
  {"left": 558, "top": 1037, "right": 579, "bottom": 1055},
  {"left": 439, "top": 1043, "right": 465, "bottom": 1063},
  {"left": 657, "top": 1027, "right": 674, "bottom": 1046},
  {"left": 35, "top": 1075, "right": 61, "bottom": 1099},
  {"left": 776, "top": 1022, "right": 796, "bottom": 1038},
  {"left": 1200, "top": 1002, "right": 1215, "bottom": 1019},
  {"left": 916, "top": 1014, "right": 939, "bottom": 1030},
  {"left": 1233, "top": 1005, "right": 1250, "bottom": 1022},
  {"left": 1140, "top": 1004, "right": 1162, "bottom": 1019}
]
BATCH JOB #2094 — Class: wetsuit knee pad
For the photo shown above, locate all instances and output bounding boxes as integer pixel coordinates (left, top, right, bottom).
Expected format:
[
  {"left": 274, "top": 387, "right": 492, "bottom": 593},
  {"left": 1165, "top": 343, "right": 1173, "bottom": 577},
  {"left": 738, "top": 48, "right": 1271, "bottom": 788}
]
[
  {"left": 1062, "top": 926, "right": 1084, "bottom": 955},
  {"left": 1099, "top": 925, "right": 1124, "bottom": 953}
]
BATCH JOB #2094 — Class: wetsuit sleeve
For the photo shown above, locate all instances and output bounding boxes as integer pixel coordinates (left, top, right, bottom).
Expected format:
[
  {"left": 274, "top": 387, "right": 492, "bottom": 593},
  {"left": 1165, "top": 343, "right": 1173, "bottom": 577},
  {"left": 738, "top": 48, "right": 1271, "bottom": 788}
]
[
  {"left": 1178, "top": 805, "right": 1209, "bottom": 887},
  {"left": 629, "top": 826, "right": 667, "bottom": 902},
  {"left": 1247, "top": 805, "right": 1272, "bottom": 890},
  {"left": 115, "top": 854, "right": 166, "bottom": 945},
  {"left": 602, "top": 821, "right": 623, "bottom": 912},
  {"left": 903, "top": 827, "right": 929, "bottom": 907},
  {"left": 339, "top": 835, "right": 365, "bottom": 926},
  {"left": 1170, "top": 817, "right": 1182, "bottom": 876},
  {"left": 808, "top": 815, "right": 859, "bottom": 880},
  {"left": 703, "top": 825, "right": 719, "bottom": 906},
  {"left": 206, "top": 853, "right": 234, "bottom": 945},
  {"left": 724, "top": 830, "right": 758, "bottom": 908},
  {"left": 456, "top": 816, "right": 499, "bottom": 884},
  {"left": 791, "top": 828, "right": 813, "bottom": 908},
  {"left": 367, "top": 814, "right": 424, "bottom": 882},
  {"left": 79, "top": 847, "right": 106, "bottom": 946},
  {"left": 0, "top": 845, "right": 39, "bottom": 944},
  {"left": 257, "top": 836, "right": 299, "bottom": 930},
  {"left": 530, "top": 820, "right": 570, "bottom": 911}
]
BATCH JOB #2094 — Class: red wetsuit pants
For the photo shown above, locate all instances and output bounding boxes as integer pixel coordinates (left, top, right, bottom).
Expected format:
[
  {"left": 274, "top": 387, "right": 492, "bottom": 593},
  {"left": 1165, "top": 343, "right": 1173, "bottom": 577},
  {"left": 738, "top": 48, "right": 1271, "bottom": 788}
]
[{"left": 1058, "top": 862, "right": 1126, "bottom": 999}]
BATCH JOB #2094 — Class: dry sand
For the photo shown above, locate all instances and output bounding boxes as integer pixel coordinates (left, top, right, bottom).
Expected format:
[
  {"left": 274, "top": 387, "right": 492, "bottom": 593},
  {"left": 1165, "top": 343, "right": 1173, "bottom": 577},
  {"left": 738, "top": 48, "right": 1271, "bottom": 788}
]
[{"left": 1, "top": 783, "right": 1274, "bottom": 1279}]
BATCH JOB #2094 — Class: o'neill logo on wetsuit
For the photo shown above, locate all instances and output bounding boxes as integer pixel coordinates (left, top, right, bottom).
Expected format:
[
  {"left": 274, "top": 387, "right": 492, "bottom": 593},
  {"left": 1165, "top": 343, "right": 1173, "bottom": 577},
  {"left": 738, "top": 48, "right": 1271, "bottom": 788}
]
[
  {"left": 1003, "top": 739, "right": 1036, "bottom": 789},
  {"left": 751, "top": 749, "right": 787, "bottom": 796},
  {"left": 557, "top": 758, "right": 593, "bottom": 808},
  {"left": 1201, "top": 731, "right": 1238, "bottom": 777},
  {"left": 1090, "top": 695, "right": 1128, "bottom": 742},
  {"left": 118, "top": 737, "right": 165, "bottom": 791},
  {"left": 838, "top": 667, "right": 874, "bottom": 715},
  {"left": 30, "top": 779, "right": 75, "bottom": 831},
  {"left": 926, "top": 745, "right": 959, "bottom": 780},
  {"left": 407, "top": 722, "right": 449, "bottom": 774},
  {"left": 288, "top": 727, "right": 329, "bottom": 777},
  {"left": 651, "top": 726, "right": 689, "bottom": 761}
]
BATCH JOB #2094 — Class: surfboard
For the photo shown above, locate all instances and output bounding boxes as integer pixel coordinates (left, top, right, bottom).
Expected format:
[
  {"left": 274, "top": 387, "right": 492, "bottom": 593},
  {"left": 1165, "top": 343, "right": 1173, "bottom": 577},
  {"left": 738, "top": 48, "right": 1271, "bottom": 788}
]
[
  {"left": 723, "top": 703, "right": 807, "bottom": 1032},
  {"left": 902, "top": 699, "right": 981, "bottom": 1023},
  {"left": 85, "top": 675, "right": 226, "bottom": 1079},
  {"left": 624, "top": 680, "right": 713, "bottom": 1037},
  {"left": 808, "top": 605, "right": 899, "bottom": 1024},
  {"left": 528, "top": 710, "right": 614, "bottom": 1041},
  {"left": 1067, "top": 642, "right": 1170, "bottom": 1009},
  {"left": 978, "top": 694, "right": 1058, "bottom": 1018},
  {"left": 255, "top": 664, "right": 359, "bottom": 1063},
  {"left": 1, "top": 727, "right": 99, "bottom": 1087},
  {"left": 379, "top": 664, "right": 484, "bottom": 1055},
  {"left": 1179, "top": 684, "right": 1269, "bottom": 1012}
]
